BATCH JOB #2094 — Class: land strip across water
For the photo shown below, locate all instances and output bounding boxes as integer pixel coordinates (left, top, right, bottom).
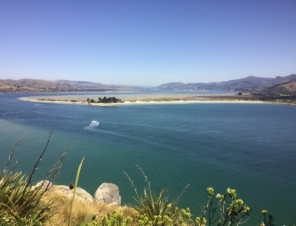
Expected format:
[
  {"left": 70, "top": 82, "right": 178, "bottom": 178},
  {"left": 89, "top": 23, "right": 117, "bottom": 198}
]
[{"left": 19, "top": 93, "right": 277, "bottom": 106}]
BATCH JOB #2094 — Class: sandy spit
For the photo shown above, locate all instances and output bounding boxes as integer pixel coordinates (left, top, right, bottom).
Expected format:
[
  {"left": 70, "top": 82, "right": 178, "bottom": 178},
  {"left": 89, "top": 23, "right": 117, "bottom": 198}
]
[{"left": 19, "top": 96, "right": 268, "bottom": 106}]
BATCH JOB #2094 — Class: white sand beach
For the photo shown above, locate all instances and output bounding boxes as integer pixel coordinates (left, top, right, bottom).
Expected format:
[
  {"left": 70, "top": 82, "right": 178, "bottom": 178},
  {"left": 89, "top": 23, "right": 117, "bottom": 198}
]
[{"left": 19, "top": 93, "right": 268, "bottom": 106}]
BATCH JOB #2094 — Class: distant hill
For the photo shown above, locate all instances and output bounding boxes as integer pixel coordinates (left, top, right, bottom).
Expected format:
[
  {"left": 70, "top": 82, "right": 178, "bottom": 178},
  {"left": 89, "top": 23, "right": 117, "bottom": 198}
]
[
  {"left": 271, "top": 74, "right": 296, "bottom": 85},
  {"left": 57, "top": 80, "right": 104, "bottom": 89},
  {"left": 0, "top": 79, "right": 140, "bottom": 93},
  {"left": 156, "top": 74, "right": 296, "bottom": 95},
  {"left": 2, "top": 75, "right": 296, "bottom": 95},
  {"left": 258, "top": 79, "right": 296, "bottom": 95},
  {"left": 156, "top": 76, "right": 274, "bottom": 91}
]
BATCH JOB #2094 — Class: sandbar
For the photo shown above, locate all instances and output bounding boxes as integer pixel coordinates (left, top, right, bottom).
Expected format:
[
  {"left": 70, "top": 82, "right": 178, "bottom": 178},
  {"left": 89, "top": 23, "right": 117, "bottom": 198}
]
[{"left": 19, "top": 93, "right": 272, "bottom": 106}]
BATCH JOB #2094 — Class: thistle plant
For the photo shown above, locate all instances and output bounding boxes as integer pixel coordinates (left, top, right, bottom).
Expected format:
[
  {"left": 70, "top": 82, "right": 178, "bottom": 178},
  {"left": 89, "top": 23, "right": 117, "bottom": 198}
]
[
  {"left": 196, "top": 187, "right": 251, "bottom": 226},
  {"left": 220, "top": 188, "right": 251, "bottom": 225},
  {"left": 261, "top": 210, "right": 275, "bottom": 226}
]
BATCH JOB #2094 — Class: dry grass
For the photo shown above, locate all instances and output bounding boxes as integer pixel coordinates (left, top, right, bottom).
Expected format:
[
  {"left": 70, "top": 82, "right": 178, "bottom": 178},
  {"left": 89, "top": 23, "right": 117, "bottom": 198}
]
[{"left": 41, "top": 188, "right": 135, "bottom": 226}]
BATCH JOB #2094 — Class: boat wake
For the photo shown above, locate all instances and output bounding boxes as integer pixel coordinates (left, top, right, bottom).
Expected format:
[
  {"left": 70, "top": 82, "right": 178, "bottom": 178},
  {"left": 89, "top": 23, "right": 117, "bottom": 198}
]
[{"left": 84, "top": 120, "right": 99, "bottom": 131}]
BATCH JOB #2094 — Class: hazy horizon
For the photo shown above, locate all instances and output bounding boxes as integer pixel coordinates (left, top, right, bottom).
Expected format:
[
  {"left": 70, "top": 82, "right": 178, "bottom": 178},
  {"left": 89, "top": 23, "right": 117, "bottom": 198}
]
[{"left": 1, "top": 1, "right": 296, "bottom": 86}]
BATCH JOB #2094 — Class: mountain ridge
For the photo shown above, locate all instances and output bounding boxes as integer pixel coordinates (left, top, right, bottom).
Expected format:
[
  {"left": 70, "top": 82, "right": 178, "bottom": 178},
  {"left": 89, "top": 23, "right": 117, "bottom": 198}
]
[
  {"left": 1, "top": 74, "right": 296, "bottom": 95},
  {"left": 156, "top": 74, "right": 296, "bottom": 94}
]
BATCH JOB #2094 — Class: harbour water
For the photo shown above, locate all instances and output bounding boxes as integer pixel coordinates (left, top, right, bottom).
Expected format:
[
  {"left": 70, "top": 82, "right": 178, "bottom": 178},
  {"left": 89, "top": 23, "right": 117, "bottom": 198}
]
[{"left": 0, "top": 92, "right": 295, "bottom": 225}]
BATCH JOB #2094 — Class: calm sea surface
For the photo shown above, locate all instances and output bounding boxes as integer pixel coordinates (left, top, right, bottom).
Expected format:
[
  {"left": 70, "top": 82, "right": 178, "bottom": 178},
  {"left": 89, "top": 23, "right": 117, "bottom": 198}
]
[{"left": 0, "top": 91, "right": 295, "bottom": 225}]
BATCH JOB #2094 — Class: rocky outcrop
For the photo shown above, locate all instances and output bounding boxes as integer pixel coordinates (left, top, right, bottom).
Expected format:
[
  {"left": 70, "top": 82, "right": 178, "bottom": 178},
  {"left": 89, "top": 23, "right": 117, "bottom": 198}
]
[
  {"left": 34, "top": 181, "right": 121, "bottom": 205},
  {"left": 94, "top": 183, "right": 121, "bottom": 205},
  {"left": 53, "top": 185, "right": 93, "bottom": 203}
]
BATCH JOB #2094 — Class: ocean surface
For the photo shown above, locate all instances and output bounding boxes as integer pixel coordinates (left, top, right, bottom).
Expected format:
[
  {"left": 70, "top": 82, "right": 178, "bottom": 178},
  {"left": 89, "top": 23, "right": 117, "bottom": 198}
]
[{"left": 0, "top": 91, "right": 295, "bottom": 225}]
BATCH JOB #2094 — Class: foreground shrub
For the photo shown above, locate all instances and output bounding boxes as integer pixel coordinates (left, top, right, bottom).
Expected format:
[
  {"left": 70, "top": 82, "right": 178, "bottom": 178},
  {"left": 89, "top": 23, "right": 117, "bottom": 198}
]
[
  {"left": 0, "top": 171, "right": 54, "bottom": 225},
  {"left": 195, "top": 187, "right": 251, "bottom": 226},
  {"left": 0, "top": 131, "right": 70, "bottom": 225},
  {"left": 124, "top": 166, "right": 255, "bottom": 226},
  {"left": 124, "top": 165, "right": 191, "bottom": 225},
  {"left": 1, "top": 136, "right": 273, "bottom": 226}
]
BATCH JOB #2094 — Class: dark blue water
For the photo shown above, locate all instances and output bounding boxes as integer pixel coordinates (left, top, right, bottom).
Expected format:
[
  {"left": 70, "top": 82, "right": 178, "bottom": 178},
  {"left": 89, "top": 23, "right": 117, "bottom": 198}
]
[{"left": 0, "top": 93, "right": 295, "bottom": 225}]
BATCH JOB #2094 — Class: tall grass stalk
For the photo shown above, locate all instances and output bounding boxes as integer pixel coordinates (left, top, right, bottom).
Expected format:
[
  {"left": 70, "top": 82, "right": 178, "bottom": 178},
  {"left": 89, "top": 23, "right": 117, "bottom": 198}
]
[
  {"left": 68, "top": 157, "right": 85, "bottom": 226},
  {"left": 124, "top": 165, "right": 190, "bottom": 225},
  {"left": 22, "top": 130, "right": 54, "bottom": 195},
  {"left": 1, "top": 136, "right": 27, "bottom": 177}
]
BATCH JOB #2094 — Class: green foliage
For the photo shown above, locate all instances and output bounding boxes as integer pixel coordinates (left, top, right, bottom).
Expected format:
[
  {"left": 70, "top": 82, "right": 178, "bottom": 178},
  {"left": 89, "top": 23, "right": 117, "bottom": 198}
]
[
  {"left": 0, "top": 131, "right": 70, "bottom": 226},
  {"left": 98, "top": 96, "right": 121, "bottom": 103},
  {"left": 81, "top": 211, "right": 132, "bottom": 226},
  {"left": 124, "top": 165, "right": 191, "bottom": 225},
  {"left": 80, "top": 214, "right": 97, "bottom": 225},
  {"left": 99, "top": 211, "right": 132, "bottom": 226},
  {"left": 0, "top": 209, "right": 47, "bottom": 226},
  {"left": 196, "top": 187, "right": 251, "bottom": 226},
  {"left": 1, "top": 135, "right": 273, "bottom": 226},
  {"left": 261, "top": 210, "right": 276, "bottom": 226},
  {"left": 124, "top": 166, "right": 256, "bottom": 226},
  {"left": 0, "top": 171, "right": 53, "bottom": 226}
]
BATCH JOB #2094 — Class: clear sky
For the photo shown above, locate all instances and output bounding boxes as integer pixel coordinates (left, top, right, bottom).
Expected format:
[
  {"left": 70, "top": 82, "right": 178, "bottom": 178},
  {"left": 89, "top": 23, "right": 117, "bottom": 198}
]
[{"left": 0, "top": 1, "right": 295, "bottom": 86}]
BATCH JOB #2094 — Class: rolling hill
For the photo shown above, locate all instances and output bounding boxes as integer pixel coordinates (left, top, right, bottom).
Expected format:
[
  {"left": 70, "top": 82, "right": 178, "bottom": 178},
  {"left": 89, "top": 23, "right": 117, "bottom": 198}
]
[
  {"left": 156, "top": 74, "right": 296, "bottom": 95},
  {"left": 258, "top": 79, "right": 296, "bottom": 95},
  {"left": 0, "top": 79, "right": 140, "bottom": 93}
]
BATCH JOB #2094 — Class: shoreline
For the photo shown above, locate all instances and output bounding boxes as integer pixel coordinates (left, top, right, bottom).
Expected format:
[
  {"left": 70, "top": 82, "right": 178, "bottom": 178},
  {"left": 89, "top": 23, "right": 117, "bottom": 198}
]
[{"left": 19, "top": 96, "right": 272, "bottom": 106}]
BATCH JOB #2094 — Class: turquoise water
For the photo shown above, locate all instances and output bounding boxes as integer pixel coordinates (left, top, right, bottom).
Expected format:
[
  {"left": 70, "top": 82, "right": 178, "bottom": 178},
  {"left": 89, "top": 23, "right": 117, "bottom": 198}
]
[{"left": 0, "top": 92, "right": 295, "bottom": 225}]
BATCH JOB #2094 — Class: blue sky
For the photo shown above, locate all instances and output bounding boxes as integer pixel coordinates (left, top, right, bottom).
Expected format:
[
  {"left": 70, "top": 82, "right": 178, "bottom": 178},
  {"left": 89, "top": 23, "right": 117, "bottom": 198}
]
[{"left": 1, "top": 1, "right": 295, "bottom": 86}]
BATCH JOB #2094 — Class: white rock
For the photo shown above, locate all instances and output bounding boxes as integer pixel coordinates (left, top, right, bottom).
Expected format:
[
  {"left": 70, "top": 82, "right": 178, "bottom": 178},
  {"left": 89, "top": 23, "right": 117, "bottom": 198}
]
[{"left": 94, "top": 183, "right": 121, "bottom": 205}]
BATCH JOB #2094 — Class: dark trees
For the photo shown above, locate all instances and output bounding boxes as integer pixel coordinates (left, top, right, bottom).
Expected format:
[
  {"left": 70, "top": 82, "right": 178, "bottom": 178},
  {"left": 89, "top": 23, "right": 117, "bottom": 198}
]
[{"left": 97, "top": 96, "right": 121, "bottom": 103}]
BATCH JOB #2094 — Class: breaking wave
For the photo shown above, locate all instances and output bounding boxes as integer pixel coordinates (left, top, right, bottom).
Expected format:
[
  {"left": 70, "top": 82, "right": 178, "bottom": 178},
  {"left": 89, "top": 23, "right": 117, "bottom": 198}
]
[{"left": 84, "top": 120, "right": 99, "bottom": 130}]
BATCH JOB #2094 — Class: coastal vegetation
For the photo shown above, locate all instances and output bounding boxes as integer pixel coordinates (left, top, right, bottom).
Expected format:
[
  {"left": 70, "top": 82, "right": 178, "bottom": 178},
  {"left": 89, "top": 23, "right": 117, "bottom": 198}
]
[
  {"left": 0, "top": 132, "right": 70, "bottom": 225},
  {"left": 255, "top": 94, "right": 296, "bottom": 104},
  {"left": 98, "top": 97, "right": 121, "bottom": 103},
  {"left": 0, "top": 134, "right": 285, "bottom": 226},
  {"left": 87, "top": 97, "right": 122, "bottom": 104}
]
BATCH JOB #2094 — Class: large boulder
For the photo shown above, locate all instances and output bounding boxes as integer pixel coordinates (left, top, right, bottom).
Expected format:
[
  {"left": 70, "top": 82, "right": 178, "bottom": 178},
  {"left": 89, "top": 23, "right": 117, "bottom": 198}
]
[
  {"left": 53, "top": 185, "right": 93, "bottom": 203},
  {"left": 94, "top": 183, "right": 121, "bottom": 205}
]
